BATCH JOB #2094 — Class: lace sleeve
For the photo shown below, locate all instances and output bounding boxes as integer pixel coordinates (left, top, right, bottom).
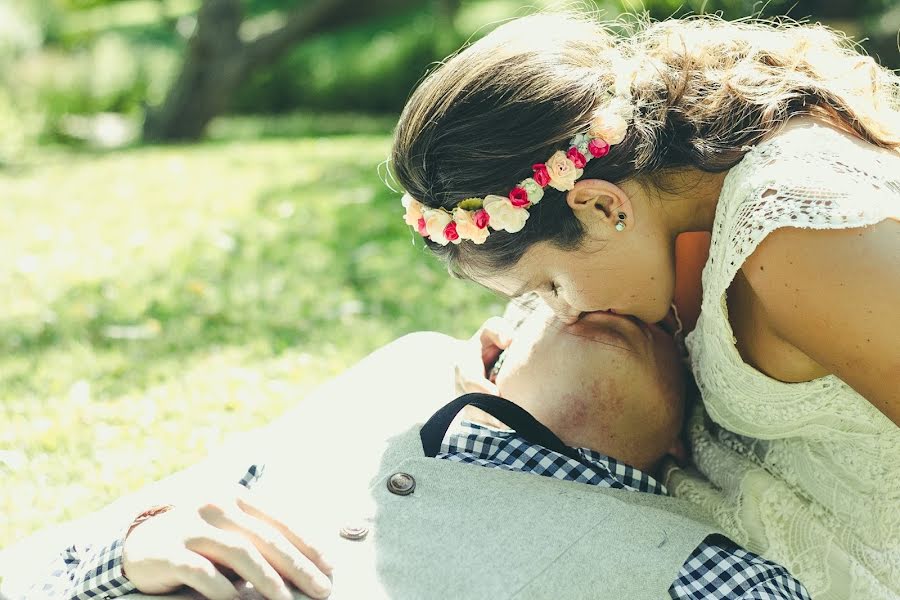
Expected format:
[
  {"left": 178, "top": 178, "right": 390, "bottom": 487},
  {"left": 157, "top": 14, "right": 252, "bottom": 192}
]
[{"left": 705, "top": 123, "right": 899, "bottom": 301}]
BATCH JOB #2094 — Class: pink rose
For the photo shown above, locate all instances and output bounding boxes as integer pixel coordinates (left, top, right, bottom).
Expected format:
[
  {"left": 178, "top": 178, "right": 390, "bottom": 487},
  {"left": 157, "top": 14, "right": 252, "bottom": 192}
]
[
  {"left": 532, "top": 163, "right": 550, "bottom": 187},
  {"left": 444, "top": 221, "right": 460, "bottom": 244},
  {"left": 474, "top": 209, "right": 490, "bottom": 229},
  {"left": 566, "top": 147, "right": 587, "bottom": 169},
  {"left": 417, "top": 216, "right": 428, "bottom": 236},
  {"left": 508, "top": 187, "right": 530, "bottom": 207},
  {"left": 544, "top": 151, "right": 583, "bottom": 192},
  {"left": 588, "top": 138, "right": 610, "bottom": 158}
]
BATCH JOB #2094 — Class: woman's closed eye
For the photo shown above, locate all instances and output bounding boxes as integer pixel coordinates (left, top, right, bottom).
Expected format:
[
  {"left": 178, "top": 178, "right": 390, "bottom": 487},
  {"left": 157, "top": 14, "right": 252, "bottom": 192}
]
[{"left": 549, "top": 281, "right": 561, "bottom": 298}]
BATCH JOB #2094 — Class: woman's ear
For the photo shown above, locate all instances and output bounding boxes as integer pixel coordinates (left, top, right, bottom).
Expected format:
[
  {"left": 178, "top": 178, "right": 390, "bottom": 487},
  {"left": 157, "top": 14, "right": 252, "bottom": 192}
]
[{"left": 565, "top": 179, "right": 633, "bottom": 232}]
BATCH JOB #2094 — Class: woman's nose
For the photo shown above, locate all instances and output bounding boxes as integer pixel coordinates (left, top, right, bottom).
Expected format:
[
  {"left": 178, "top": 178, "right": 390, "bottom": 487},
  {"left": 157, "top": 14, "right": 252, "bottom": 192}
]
[{"left": 554, "top": 303, "right": 582, "bottom": 325}]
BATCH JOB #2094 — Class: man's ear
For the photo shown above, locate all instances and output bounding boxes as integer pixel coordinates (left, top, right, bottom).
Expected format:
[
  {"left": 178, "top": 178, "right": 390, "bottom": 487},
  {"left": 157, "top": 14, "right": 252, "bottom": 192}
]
[{"left": 565, "top": 179, "right": 633, "bottom": 231}]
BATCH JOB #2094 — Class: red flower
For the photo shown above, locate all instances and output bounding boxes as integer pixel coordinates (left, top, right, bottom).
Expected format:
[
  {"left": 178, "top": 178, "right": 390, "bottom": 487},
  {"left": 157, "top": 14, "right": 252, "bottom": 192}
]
[
  {"left": 532, "top": 163, "right": 550, "bottom": 187},
  {"left": 474, "top": 209, "right": 490, "bottom": 229},
  {"left": 588, "top": 138, "right": 610, "bottom": 158},
  {"left": 508, "top": 187, "right": 530, "bottom": 207},
  {"left": 566, "top": 147, "right": 587, "bottom": 169},
  {"left": 444, "top": 221, "right": 459, "bottom": 242},
  {"left": 417, "top": 216, "right": 428, "bottom": 236}
]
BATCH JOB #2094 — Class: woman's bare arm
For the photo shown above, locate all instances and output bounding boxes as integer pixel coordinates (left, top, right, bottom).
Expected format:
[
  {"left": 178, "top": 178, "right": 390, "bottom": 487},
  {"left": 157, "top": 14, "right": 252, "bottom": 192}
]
[{"left": 743, "top": 219, "right": 900, "bottom": 425}]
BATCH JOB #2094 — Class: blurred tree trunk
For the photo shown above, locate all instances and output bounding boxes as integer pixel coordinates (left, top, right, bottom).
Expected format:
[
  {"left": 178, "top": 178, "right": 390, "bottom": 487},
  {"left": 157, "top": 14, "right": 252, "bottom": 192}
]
[{"left": 144, "top": 0, "right": 424, "bottom": 142}]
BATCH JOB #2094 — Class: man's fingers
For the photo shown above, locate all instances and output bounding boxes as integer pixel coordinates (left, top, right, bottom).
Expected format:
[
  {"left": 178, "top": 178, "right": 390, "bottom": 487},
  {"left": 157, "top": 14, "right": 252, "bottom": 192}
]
[
  {"left": 454, "top": 363, "right": 499, "bottom": 396},
  {"left": 186, "top": 523, "right": 292, "bottom": 600},
  {"left": 454, "top": 365, "right": 498, "bottom": 395},
  {"left": 478, "top": 317, "right": 513, "bottom": 349},
  {"left": 453, "top": 316, "right": 513, "bottom": 395},
  {"left": 234, "top": 496, "right": 334, "bottom": 598},
  {"left": 237, "top": 495, "right": 333, "bottom": 575},
  {"left": 174, "top": 551, "right": 238, "bottom": 600},
  {"left": 476, "top": 317, "right": 513, "bottom": 376}
]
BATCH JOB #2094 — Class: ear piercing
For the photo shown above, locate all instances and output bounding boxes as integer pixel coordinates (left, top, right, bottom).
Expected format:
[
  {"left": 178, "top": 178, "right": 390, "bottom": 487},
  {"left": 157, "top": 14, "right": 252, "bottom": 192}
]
[{"left": 615, "top": 212, "right": 626, "bottom": 231}]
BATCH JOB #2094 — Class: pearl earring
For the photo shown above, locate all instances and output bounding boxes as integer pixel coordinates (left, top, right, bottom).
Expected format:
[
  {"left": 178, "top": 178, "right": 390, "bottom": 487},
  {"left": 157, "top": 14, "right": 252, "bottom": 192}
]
[{"left": 615, "top": 212, "right": 626, "bottom": 232}]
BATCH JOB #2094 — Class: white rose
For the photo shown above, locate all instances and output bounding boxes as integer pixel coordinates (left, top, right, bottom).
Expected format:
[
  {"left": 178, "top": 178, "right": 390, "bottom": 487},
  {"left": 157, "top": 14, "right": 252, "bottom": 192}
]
[
  {"left": 452, "top": 208, "right": 489, "bottom": 244},
  {"left": 483, "top": 195, "right": 528, "bottom": 233},
  {"left": 545, "top": 151, "right": 582, "bottom": 192},
  {"left": 401, "top": 193, "right": 424, "bottom": 227},
  {"left": 423, "top": 209, "right": 453, "bottom": 245},
  {"left": 588, "top": 97, "right": 632, "bottom": 145}
]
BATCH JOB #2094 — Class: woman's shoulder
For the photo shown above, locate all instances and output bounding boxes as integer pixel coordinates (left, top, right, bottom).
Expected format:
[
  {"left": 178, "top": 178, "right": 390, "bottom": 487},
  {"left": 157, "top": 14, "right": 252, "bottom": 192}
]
[
  {"left": 698, "top": 116, "right": 898, "bottom": 306},
  {"left": 724, "top": 117, "right": 900, "bottom": 209},
  {"left": 712, "top": 118, "right": 898, "bottom": 267}
]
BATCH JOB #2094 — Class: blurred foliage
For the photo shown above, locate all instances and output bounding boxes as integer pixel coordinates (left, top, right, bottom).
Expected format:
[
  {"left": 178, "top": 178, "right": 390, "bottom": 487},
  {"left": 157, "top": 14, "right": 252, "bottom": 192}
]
[
  {"left": 1, "top": 0, "right": 896, "bottom": 153},
  {"left": 233, "top": 9, "right": 454, "bottom": 113},
  {"left": 0, "top": 114, "right": 502, "bottom": 545}
]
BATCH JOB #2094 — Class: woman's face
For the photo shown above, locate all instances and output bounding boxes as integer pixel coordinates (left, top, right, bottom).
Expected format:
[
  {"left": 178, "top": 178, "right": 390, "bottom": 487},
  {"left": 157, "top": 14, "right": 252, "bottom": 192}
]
[
  {"left": 472, "top": 179, "right": 677, "bottom": 324},
  {"left": 493, "top": 303, "right": 686, "bottom": 472},
  {"left": 475, "top": 232, "right": 676, "bottom": 325}
]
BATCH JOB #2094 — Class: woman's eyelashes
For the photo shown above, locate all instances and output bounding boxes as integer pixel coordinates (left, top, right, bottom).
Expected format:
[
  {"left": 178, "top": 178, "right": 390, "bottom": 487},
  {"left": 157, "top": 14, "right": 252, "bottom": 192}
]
[{"left": 549, "top": 281, "right": 560, "bottom": 298}]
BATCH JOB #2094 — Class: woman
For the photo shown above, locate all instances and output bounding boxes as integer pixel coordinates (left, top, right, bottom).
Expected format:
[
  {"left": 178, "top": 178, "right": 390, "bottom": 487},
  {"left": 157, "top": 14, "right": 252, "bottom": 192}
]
[{"left": 390, "top": 10, "right": 899, "bottom": 598}]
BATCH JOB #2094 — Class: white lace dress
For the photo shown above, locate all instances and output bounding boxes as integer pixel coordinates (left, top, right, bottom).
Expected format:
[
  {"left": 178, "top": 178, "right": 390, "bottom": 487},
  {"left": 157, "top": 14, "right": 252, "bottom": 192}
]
[{"left": 665, "top": 122, "right": 900, "bottom": 599}]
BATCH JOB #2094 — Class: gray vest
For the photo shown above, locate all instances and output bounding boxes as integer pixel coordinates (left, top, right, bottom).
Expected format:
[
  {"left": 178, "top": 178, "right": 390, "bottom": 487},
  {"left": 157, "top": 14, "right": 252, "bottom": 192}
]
[{"left": 243, "top": 424, "right": 721, "bottom": 600}]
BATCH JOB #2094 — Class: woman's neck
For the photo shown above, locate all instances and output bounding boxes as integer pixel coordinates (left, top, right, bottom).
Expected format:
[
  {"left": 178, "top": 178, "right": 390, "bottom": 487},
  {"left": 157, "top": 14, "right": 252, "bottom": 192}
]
[{"left": 652, "top": 168, "right": 729, "bottom": 236}]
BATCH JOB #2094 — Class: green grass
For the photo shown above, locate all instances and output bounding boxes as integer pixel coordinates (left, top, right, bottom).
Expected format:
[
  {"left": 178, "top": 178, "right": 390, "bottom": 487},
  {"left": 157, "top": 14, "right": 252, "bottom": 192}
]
[{"left": 0, "top": 113, "right": 502, "bottom": 548}]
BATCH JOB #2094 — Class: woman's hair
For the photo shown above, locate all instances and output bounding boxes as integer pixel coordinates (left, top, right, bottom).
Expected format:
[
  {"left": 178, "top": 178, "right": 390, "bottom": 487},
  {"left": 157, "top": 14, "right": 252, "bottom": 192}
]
[{"left": 390, "top": 10, "right": 900, "bottom": 278}]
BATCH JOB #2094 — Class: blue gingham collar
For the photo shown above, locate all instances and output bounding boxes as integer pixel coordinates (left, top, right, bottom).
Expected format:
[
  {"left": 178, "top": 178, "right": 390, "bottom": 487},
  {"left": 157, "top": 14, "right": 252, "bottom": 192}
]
[{"left": 441, "top": 420, "right": 668, "bottom": 495}]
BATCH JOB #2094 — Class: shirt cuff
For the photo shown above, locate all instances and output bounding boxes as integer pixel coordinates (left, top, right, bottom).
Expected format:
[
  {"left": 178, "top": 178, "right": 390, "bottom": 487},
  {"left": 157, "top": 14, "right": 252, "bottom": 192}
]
[{"left": 69, "top": 526, "right": 136, "bottom": 600}]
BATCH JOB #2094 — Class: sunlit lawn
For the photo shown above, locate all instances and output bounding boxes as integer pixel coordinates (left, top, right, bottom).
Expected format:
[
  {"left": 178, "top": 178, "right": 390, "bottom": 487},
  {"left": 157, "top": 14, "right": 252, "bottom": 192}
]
[{"left": 0, "top": 113, "right": 501, "bottom": 547}]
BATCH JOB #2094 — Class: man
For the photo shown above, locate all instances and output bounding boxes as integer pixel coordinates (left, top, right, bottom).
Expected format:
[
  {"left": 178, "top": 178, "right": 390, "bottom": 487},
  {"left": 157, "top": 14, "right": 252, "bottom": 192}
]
[{"left": 1, "top": 300, "right": 809, "bottom": 599}]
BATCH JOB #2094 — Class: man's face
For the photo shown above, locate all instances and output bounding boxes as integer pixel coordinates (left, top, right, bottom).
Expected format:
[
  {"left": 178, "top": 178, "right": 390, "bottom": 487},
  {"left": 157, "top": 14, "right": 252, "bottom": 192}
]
[{"left": 493, "top": 302, "right": 686, "bottom": 472}]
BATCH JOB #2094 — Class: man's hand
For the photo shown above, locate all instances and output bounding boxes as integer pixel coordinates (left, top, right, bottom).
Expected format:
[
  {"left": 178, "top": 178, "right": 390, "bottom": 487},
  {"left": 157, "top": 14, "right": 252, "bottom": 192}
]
[
  {"left": 454, "top": 317, "right": 514, "bottom": 397},
  {"left": 123, "top": 485, "right": 332, "bottom": 600}
]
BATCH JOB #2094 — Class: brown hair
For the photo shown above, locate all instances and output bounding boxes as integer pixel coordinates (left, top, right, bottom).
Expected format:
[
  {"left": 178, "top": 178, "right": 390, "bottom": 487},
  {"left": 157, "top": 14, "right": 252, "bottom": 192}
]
[{"left": 390, "top": 10, "right": 900, "bottom": 277}]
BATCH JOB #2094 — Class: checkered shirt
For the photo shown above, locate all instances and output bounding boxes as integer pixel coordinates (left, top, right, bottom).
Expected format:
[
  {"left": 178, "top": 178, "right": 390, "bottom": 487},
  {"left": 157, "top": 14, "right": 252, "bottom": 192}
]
[{"left": 438, "top": 421, "right": 811, "bottom": 600}]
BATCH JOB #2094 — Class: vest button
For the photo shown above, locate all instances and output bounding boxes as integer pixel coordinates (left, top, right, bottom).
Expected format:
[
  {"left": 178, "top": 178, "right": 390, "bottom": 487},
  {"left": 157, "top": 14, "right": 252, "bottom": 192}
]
[
  {"left": 339, "top": 524, "right": 369, "bottom": 541},
  {"left": 386, "top": 472, "right": 416, "bottom": 496}
]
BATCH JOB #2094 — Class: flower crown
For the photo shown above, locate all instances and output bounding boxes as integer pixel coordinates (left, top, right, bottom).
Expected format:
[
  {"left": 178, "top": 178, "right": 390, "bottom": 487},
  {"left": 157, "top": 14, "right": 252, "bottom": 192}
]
[{"left": 401, "top": 96, "right": 633, "bottom": 245}]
